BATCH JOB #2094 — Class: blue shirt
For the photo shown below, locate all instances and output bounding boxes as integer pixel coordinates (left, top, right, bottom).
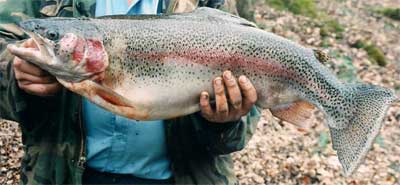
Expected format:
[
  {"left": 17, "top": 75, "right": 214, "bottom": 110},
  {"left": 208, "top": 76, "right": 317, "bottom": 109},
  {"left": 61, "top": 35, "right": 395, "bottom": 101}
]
[
  {"left": 95, "top": 0, "right": 160, "bottom": 16},
  {"left": 82, "top": 0, "right": 172, "bottom": 180}
]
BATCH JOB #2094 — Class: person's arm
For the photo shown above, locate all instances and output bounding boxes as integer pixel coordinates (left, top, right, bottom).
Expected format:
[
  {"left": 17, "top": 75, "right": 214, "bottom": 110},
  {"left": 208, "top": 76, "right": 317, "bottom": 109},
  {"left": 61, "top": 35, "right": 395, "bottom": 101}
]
[
  {"left": 190, "top": 106, "right": 260, "bottom": 155},
  {"left": 0, "top": 47, "right": 26, "bottom": 121},
  {"left": 193, "top": 71, "right": 261, "bottom": 155},
  {"left": 0, "top": 3, "right": 28, "bottom": 121},
  {"left": 0, "top": 1, "right": 62, "bottom": 121}
]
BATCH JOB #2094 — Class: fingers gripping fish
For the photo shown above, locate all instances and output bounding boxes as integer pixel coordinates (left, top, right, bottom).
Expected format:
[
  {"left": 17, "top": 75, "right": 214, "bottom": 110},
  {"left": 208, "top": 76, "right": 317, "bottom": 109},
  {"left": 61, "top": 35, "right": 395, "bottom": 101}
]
[{"left": 7, "top": 8, "right": 398, "bottom": 176}]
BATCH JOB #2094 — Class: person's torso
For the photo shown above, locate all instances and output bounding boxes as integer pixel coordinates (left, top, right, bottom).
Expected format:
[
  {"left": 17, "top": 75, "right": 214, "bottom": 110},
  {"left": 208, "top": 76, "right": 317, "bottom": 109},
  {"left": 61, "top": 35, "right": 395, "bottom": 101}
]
[{"left": 82, "top": 0, "right": 172, "bottom": 180}]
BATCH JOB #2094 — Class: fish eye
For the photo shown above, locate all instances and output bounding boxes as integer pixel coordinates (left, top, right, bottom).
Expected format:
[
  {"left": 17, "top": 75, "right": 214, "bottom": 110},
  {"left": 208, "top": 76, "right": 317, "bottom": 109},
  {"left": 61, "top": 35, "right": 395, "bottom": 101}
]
[{"left": 46, "top": 30, "right": 59, "bottom": 40}]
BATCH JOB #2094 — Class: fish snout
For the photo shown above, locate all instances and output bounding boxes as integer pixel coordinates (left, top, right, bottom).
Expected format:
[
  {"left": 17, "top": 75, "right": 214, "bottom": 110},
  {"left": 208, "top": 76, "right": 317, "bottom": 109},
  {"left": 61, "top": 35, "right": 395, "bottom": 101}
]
[{"left": 19, "top": 20, "right": 39, "bottom": 33}]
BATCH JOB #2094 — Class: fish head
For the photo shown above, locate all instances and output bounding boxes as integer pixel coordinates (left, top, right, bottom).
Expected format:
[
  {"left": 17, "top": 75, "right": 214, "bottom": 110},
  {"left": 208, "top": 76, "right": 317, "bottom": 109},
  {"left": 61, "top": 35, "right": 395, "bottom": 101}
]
[
  {"left": 7, "top": 18, "right": 109, "bottom": 82},
  {"left": 19, "top": 19, "right": 62, "bottom": 41}
]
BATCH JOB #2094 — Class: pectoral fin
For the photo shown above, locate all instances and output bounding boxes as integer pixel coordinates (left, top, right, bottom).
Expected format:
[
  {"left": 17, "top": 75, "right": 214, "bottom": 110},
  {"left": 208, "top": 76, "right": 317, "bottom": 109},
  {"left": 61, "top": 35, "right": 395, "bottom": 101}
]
[
  {"left": 270, "top": 101, "right": 315, "bottom": 128},
  {"left": 57, "top": 79, "right": 149, "bottom": 120}
]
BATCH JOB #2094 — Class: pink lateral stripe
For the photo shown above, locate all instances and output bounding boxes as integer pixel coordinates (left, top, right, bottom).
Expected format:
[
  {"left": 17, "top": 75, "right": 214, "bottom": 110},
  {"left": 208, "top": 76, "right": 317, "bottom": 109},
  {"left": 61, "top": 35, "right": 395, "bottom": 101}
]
[{"left": 126, "top": 49, "right": 330, "bottom": 101}]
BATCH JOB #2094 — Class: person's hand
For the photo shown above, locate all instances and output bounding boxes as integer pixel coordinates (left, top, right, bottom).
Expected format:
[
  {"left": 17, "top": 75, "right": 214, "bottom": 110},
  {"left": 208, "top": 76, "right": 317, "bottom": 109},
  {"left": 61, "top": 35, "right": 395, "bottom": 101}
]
[
  {"left": 12, "top": 39, "right": 62, "bottom": 96},
  {"left": 200, "top": 70, "right": 257, "bottom": 123}
]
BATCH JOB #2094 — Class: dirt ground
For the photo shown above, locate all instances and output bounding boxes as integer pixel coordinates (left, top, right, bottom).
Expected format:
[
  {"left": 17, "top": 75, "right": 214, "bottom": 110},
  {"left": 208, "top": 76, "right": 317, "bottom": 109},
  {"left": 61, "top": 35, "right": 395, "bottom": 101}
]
[{"left": 1, "top": 0, "right": 400, "bottom": 184}]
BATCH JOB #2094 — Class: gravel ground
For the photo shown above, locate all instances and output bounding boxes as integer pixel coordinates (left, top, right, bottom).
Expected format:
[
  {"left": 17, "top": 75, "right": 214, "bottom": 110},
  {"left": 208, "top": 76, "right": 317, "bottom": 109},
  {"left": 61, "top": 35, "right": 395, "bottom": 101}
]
[
  {"left": 0, "top": 120, "right": 22, "bottom": 185},
  {"left": 1, "top": 0, "right": 400, "bottom": 184}
]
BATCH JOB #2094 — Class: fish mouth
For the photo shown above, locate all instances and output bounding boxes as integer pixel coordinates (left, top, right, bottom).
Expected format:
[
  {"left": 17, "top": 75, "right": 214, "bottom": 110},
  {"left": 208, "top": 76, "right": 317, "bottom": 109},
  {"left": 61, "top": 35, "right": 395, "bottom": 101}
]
[
  {"left": 7, "top": 29, "right": 56, "bottom": 69},
  {"left": 7, "top": 29, "right": 88, "bottom": 82},
  {"left": 24, "top": 29, "right": 57, "bottom": 58}
]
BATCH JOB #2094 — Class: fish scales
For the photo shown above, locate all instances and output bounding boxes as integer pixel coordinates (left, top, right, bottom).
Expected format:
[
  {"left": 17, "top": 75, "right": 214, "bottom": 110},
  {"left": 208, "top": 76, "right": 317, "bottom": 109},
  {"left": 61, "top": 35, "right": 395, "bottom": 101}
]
[{"left": 6, "top": 7, "right": 398, "bottom": 176}]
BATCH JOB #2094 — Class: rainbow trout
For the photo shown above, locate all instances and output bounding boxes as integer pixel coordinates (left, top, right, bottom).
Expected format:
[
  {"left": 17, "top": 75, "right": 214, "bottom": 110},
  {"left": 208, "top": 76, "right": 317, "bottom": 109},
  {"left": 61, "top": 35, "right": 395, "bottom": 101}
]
[{"left": 7, "top": 8, "right": 398, "bottom": 175}]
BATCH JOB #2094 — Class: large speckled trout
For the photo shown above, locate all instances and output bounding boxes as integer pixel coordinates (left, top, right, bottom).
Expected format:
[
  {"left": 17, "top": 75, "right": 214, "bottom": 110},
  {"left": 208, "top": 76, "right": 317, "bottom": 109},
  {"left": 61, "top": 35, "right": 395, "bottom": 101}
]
[{"left": 7, "top": 8, "right": 398, "bottom": 175}]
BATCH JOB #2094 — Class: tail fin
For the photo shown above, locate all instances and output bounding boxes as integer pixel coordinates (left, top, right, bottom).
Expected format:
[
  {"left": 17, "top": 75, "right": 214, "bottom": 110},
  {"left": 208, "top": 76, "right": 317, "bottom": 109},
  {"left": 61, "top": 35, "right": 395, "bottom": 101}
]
[{"left": 325, "top": 84, "right": 397, "bottom": 176}]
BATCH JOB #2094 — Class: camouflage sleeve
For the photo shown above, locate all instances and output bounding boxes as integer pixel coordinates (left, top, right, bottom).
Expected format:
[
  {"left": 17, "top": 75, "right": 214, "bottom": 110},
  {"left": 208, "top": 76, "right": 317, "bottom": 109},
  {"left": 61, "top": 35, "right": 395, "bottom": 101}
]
[
  {"left": 0, "top": 55, "right": 29, "bottom": 122},
  {"left": 0, "top": 0, "right": 42, "bottom": 72},
  {"left": 0, "top": 0, "right": 42, "bottom": 40},
  {"left": 198, "top": 0, "right": 225, "bottom": 8},
  {"left": 190, "top": 106, "right": 260, "bottom": 155},
  {"left": 0, "top": 0, "right": 78, "bottom": 121},
  {"left": 0, "top": 0, "right": 40, "bottom": 121}
]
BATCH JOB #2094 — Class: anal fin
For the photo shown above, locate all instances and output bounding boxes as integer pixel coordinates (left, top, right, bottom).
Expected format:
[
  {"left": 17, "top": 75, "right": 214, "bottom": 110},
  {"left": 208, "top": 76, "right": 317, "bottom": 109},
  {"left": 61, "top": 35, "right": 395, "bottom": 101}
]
[{"left": 270, "top": 101, "right": 315, "bottom": 128}]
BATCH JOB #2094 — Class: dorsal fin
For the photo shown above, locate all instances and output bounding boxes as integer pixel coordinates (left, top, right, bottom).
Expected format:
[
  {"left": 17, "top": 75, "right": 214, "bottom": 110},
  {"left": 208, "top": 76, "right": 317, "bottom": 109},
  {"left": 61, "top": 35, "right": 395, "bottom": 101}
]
[
  {"left": 97, "top": 7, "right": 257, "bottom": 28},
  {"left": 313, "top": 49, "right": 331, "bottom": 63}
]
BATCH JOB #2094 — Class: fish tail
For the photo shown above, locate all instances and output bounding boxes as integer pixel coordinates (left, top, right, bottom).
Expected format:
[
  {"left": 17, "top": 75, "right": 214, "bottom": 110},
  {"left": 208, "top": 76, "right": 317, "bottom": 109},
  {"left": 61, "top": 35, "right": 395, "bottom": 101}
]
[{"left": 325, "top": 84, "right": 397, "bottom": 176}]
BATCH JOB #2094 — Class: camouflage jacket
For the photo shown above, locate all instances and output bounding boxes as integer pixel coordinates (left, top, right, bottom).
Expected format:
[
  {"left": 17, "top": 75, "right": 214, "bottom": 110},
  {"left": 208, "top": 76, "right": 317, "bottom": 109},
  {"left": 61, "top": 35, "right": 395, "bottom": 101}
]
[{"left": 0, "top": 0, "right": 260, "bottom": 185}]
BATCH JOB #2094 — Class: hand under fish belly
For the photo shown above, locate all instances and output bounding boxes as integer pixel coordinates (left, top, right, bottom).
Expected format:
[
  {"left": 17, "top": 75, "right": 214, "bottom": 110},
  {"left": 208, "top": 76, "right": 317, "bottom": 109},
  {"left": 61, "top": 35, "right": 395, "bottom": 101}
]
[{"left": 7, "top": 7, "right": 399, "bottom": 176}]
